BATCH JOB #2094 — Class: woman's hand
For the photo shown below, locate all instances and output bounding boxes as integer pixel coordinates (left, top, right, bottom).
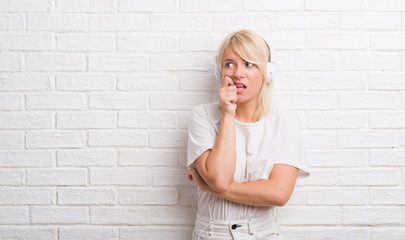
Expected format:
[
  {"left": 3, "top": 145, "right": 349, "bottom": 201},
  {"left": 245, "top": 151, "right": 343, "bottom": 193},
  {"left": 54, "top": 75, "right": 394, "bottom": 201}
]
[{"left": 219, "top": 76, "right": 237, "bottom": 117}]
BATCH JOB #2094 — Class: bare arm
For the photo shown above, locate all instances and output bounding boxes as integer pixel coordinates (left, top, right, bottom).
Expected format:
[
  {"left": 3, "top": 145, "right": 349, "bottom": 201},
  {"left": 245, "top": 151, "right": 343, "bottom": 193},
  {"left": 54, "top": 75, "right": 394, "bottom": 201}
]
[{"left": 188, "top": 164, "right": 299, "bottom": 206}]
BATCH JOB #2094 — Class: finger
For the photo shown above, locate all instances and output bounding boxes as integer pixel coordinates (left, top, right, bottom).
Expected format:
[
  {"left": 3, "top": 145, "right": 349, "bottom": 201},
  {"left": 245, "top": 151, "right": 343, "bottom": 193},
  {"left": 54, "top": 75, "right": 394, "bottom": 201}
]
[{"left": 222, "top": 76, "right": 234, "bottom": 87}]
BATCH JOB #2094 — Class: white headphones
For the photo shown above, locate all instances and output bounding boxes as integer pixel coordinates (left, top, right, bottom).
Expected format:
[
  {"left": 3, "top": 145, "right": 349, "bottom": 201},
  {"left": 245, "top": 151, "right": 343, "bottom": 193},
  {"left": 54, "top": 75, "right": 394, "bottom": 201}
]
[{"left": 214, "top": 58, "right": 275, "bottom": 84}]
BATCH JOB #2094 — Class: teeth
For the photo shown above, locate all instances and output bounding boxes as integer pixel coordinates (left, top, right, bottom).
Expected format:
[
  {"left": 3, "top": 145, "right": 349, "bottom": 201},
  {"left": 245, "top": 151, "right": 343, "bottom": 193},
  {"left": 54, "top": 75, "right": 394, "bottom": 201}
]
[{"left": 236, "top": 85, "right": 244, "bottom": 87}]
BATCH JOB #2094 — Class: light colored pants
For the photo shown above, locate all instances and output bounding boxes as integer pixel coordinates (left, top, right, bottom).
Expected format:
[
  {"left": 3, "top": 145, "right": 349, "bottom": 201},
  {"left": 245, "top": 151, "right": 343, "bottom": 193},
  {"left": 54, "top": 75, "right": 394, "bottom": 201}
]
[{"left": 192, "top": 210, "right": 283, "bottom": 240}]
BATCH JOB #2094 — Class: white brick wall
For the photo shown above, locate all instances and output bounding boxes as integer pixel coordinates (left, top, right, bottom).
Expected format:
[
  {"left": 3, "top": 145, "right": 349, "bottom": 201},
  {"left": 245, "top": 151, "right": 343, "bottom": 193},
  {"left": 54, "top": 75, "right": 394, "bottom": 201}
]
[{"left": 0, "top": 0, "right": 404, "bottom": 239}]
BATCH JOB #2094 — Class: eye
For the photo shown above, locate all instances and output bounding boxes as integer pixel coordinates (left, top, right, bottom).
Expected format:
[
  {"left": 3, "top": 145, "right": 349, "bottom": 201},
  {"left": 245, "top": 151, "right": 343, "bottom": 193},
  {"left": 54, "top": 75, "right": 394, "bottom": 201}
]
[
  {"left": 224, "top": 62, "right": 234, "bottom": 68},
  {"left": 246, "top": 62, "right": 254, "bottom": 67}
]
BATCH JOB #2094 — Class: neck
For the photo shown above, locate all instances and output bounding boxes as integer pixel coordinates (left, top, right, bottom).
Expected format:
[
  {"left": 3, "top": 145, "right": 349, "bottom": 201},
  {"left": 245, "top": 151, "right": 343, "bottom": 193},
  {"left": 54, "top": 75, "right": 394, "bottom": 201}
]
[{"left": 235, "top": 101, "right": 259, "bottom": 123}]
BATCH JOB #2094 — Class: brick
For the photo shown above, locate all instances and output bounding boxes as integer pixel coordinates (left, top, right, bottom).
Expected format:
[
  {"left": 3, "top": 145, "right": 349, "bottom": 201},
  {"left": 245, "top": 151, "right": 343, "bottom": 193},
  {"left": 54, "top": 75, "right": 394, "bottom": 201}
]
[
  {"left": 371, "top": 0, "right": 405, "bottom": 11},
  {"left": 180, "top": 35, "right": 222, "bottom": 52},
  {"left": 26, "top": 53, "right": 86, "bottom": 71},
  {"left": 119, "top": 149, "right": 178, "bottom": 166},
  {"left": 152, "top": 167, "right": 187, "bottom": 185},
  {"left": 265, "top": 32, "right": 305, "bottom": 50},
  {"left": 276, "top": 53, "right": 335, "bottom": 71},
  {"left": 58, "top": 188, "right": 116, "bottom": 205},
  {"left": 0, "top": 34, "right": 54, "bottom": 50},
  {"left": 0, "top": 227, "right": 56, "bottom": 240},
  {"left": 179, "top": 186, "right": 198, "bottom": 207},
  {"left": 370, "top": 111, "right": 405, "bottom": 128},
  {"left": 214, "top": 15, "right": 273, "bottom": 32},
  {"left": 0, "top": 207, "right": 28, "bottom": 224},
  {"left": 306, "top": 111, "right": 368, "bottom": 129},
  {"left": 339, "top": 92, "right": 399, "bottom": 109},
  {"left": 57, "top": 112, "right": 117, "bottom": 129},
  {"left": 57, "top": 149, "right": 116, "bottom": 167},
  {"left": 306, "top": 33, "right": 367, "bottom": 50},
  {"left": 285, "top": 187, "right": 306, "bottom": 205},
  {"left": 89, "top": 14, "right": 147, "bottom": 31},
  {"left": 149, "top": 130, "right": 188, "bottom": 148},
  {"left": 179, "top": 72, "right": 218, "bottom": 91},
  {"left": 0, "top": 151, "right": 53, "bottom": 167},
  {"left": 150, "top": 206, "right": 196, "bottom": 225},
  {"left": 308, "top": 187, "right": 367, "bottom": 205},
  {"left": 340, "top": 13, "right": 401, "bottom": 30},
  {"left": 296, "top": 169, "right": 337, "bottom": 186},
  {"left": 59, "top": 227, "right": 118, "bottom": 240},
  {"left": 150, "top": 93, "right": 211, "bottom": 110},
  {"left": 89, "top": 93, "right": 147, "bottom": 110},
  {"left": 0, "top": 0, "right": 51, "bottom": 12},
  {"left": 26, "top": 131, "right": 85, "bottom": 149},
  {"left": 57, "top": 34, "right": 114, "bottom": 51},
  {"left": 56, "top": 0, "right": 114, "bottom": 13},
  {"left": 276, "top": 13, "right": 338, "bottom": 29},
  {"left": 370, "top": 149, "right": 405, "bottom": 167},
  {"left": 273, "top": 73, "right": 305, "bottom": 91},
  {"left": 0, "top": 131, "right": 23, "bottom": 149},
  {"left": 31, "top": 206, "right": 88, "bottom": 224},
  {"left": 275, "top": 93, "right": 337, "bottom": 110},
  {"left": 0, "top": 112, "right": 53, "bottom": 129},
  {"left": 56, "top": 73, "right": 115, "bottom": 91},
  {"left": 278, "top": 207, "right": 340, "bottom": 225},
  {"left": 244, "top": 0, "right": 303, "bottom": 10},
  {"left": 337, "top": 53, "right": 399, "bottom": 71},
  {"left": 120, "top": 226, "right": 191, "bottom": 240},
  {"left": 0, "top": 187, "right": 54, "bottom": 205},
  {"left": 90, "top": 206, "right": 149, "bottom": 224},
  {"left": 117, "top": 34, "right": 177, "bottom": 52},
  {"left": 118, "top": 73, "right": 178, "bottom": 90},
  {"left": 338, "top": 130, "right": 399, "bottom": 148},
  {"left": 119, "top": 0, "right": 176, "bottom": 12},
  {"left": 281, "top": 229, "right": 309, "bottom": 240},
  {"left": 303, "top": 130, "right": 337, "bottom": 149},
  {"left": 88, "top": 54, "right": 147, "bottom": 72},
  {"left": 119, "top": 187, "right": 178, "bottom": 205},
  {"left": 0, "top": 52, "right": 22, "bottom": 71},
  {"left": 306, "top": 150, "right": 368, "bottom": 167},
  {"left": 305, "top": 0, "right": 367, "bottom": 10},
  {"left": 0, "top": 73, "right": 53, "bottom": 91},
  {"left": 0, "top": 94, "right": 23, "bottom": 110},
  {"left": 370, "top": 187, "right": 405, "bottom": 205},
  {"left": 151, "top": 14, "right": 210, "bottom": 31},
  {"left": 181, "top": 0, "right": 242, "bottom": 12},
  {"left": 371, "top": 33, "right": 405, "bottom": 50},
  {"left": 119, "top": 112, "right": 177, "bottom": 129},
  {"left": 339, "top": 168, "right": 400, "bottom": 186},
  {"left": 27, "top": 168, "right": 87, "bottom": 186},
  {"left": 178, "top": 111, "right": 190, "bottom": 129},
  {"left": 27, "top": 14, "right": 87, "bottom": 31},
  {"left": 372, "top": 228, "right": 405, "bottom": 240},
  {"left": 305, "top": 71, "right": 369, "bottom": 90},
  {"left": 27, "top": 93, "right": 86, "bottom": 110},
  {"left": 151, "top": 54, "right": 211, "bottom": 71},
  {"left": 90, "top": 168, "right": 151, "bottom": 185},
  {"left": 0, "top": 169, "right": 24, "bottom": 185},
  {"left": 310, "top": 228, "right": 369, "bottom": 240},
  {"left": 88, "top": 130, "right": 147, "bottom": 147},
  {"left": 0, "top": 14, "right": 24, "bottom": 30},
  {"left": 342, "top": 207, "right": 401, "bottom": 225},
  {"left": 370, "top": 72, "right": 405, "bottom": 90}
]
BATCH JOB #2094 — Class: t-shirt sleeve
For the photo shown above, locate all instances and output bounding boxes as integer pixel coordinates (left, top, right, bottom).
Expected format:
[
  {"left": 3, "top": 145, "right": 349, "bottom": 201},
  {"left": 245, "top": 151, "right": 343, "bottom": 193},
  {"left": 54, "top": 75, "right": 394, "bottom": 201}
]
[
  {"left": 187, "top": 105, "right": 217, "bottom": 169},
  {"left": 274, "top": 110, "right": 310, "bottom": 178}
]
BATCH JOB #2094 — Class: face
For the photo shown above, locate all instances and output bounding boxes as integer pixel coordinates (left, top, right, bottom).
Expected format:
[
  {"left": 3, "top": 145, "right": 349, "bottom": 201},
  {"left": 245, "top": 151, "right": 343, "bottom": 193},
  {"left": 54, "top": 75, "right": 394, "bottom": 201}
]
[{"left": 221, "top": 48, "right": 263, "bottom": 105}]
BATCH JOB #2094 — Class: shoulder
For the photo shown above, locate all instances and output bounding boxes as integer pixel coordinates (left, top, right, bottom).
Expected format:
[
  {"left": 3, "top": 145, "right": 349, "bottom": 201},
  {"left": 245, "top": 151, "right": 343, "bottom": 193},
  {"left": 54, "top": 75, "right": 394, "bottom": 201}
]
[
  {"left": 190, "top": 102, "right": 222, "bottom": 123},
  {"left": 265, "top": 106, "right": 302, "bottom": 128}
]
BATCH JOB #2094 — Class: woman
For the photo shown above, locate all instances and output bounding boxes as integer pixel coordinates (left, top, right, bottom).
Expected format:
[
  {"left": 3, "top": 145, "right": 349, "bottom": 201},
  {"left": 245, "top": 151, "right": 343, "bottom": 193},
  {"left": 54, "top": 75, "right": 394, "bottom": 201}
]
[{"left": 187, "top": 29, "right": 309, "bottom": 240}]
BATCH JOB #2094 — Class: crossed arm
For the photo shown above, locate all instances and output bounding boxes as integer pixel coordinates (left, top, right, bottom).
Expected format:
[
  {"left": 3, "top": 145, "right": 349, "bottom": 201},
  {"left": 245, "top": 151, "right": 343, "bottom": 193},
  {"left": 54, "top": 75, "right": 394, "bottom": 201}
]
[{"left": 188, "top": 162, "right": 299, "bottom": 207}]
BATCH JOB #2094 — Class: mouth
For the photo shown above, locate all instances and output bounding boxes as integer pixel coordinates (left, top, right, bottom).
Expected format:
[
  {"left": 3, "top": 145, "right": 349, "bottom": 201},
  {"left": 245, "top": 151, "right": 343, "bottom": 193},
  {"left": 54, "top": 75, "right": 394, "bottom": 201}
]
[{"left": 235, "top": 84, "right": 246, "bottom": 89}]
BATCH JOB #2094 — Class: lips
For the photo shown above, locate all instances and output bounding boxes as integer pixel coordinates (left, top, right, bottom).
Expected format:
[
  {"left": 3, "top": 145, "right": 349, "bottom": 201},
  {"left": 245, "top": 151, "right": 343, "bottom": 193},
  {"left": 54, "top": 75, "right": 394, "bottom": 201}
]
[{"left": 234, "top": 83, "right": 246, "bottom": 89}]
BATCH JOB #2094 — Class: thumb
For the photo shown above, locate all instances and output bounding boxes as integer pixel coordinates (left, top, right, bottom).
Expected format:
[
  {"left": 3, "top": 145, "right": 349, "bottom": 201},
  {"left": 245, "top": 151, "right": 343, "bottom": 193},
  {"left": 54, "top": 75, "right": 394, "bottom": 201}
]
[{"left": 223, "top": 76, "right": 234, "bottom": 86}]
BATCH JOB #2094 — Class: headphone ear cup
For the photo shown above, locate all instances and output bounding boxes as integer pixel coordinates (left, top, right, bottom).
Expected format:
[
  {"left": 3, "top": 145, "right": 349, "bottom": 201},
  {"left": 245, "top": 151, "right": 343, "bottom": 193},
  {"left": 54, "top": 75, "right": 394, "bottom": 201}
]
[{"left": 266, "top": 62, "right": 275, "bottom": 83}]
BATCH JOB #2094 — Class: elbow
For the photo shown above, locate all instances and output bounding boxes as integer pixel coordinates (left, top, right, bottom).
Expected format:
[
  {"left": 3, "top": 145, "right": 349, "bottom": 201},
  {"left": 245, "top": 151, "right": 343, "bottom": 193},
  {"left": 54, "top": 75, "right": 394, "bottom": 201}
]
[
  {"left": 273, "top": 194, "right": 291, "bottom": 207},
  {"left": 210, "top": 178, "right": 230, "bottom": 193}
]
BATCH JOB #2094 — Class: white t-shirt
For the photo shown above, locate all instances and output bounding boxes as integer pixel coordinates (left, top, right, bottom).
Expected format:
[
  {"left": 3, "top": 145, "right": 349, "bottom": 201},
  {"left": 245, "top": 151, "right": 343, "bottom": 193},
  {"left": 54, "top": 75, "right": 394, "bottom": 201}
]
[{"left": 187, "top": 102, "right": 310, "bottom": 220}]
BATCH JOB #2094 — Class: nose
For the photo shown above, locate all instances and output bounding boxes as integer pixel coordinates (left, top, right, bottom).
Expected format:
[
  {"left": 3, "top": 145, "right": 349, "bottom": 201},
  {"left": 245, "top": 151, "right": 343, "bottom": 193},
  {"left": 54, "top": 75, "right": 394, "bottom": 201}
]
[{"left": 232, "top": 65, "right": 246, "bottom": 80}]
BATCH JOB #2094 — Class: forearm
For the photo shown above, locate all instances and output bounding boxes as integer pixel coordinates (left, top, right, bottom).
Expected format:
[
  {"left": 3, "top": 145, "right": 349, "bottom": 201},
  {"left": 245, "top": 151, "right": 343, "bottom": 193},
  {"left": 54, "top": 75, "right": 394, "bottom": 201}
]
[{"left": 197, "top": 115, "right": 236, "bottom": 192}]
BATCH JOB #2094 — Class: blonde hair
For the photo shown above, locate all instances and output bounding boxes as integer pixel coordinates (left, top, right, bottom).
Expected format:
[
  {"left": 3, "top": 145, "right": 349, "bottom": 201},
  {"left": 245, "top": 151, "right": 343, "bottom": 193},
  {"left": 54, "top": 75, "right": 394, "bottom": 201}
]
[{"left": 217, "top": 29, "right": 274, "bottom": 120}]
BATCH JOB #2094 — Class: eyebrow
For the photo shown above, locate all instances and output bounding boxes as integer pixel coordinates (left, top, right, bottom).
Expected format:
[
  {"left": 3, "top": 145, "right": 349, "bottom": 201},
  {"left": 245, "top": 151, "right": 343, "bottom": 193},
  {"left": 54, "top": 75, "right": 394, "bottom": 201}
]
[{"left": 223, "top": 59, "right": 234, "bottom": 62}]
